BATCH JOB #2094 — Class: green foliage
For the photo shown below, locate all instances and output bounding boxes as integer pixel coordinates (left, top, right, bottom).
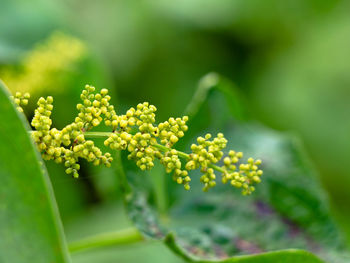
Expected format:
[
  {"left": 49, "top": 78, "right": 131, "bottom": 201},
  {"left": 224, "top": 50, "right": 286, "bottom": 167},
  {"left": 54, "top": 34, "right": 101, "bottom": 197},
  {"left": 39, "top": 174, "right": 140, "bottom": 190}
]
[
  {"left": 123, "top": 74, "right": 349, "bottom": 263},
  {"left": 0, "top": 81, "right": 70, "bottom": 262},
  {"left": 2, "top": 2, "right": 349, "bottom": 262},
  {"left": 1, "top": 62, "right": 349, "bottom": 262},
  {"left": 251, "top": 8, "right": 350, "bottom": 206},
  {"left": 202, "top": 249, "right": 324, "bottom": 263}
]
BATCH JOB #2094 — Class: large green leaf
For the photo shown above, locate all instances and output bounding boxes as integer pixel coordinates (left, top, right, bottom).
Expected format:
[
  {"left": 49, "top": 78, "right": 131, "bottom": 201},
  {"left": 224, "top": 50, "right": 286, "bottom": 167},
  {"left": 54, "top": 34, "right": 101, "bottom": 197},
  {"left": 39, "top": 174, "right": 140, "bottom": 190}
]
[
  {"left": 0, "top": 81, "right": 70, "bottom": 262},
  {"left": 123, "top": 74, "right": 349, "bottom": 262}
]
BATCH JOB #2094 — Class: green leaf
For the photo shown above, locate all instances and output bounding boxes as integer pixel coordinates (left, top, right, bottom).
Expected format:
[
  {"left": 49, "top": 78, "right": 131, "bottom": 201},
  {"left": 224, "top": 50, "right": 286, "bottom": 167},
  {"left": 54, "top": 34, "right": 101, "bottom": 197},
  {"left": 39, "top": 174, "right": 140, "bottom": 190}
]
[
  {"left": 200, "top": 249, "right": 324, "bottom": 263},
  {"left": 123, "top": 74, "right": 349, "bottom": 262},
  {"left": 0, "top": 81, "right": 70, "bottom": 262},
  {"left": 166, "top": 232, "right": 324, "bottom": 263}
]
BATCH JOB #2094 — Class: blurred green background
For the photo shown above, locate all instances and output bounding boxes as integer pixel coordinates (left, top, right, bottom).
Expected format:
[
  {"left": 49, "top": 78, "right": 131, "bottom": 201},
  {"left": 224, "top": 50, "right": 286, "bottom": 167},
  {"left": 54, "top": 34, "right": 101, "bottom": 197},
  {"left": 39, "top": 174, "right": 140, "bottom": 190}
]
[{"left": 1, "top": 0, "right": 350, "bottom": 262}]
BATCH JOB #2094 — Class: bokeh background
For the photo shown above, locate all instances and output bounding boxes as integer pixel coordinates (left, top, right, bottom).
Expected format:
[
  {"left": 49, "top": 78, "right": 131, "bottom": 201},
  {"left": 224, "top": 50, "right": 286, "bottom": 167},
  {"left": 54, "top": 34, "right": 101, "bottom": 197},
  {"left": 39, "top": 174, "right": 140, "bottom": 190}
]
[{"left": 1, "top": 0, "right": 350, "bottom": 262}]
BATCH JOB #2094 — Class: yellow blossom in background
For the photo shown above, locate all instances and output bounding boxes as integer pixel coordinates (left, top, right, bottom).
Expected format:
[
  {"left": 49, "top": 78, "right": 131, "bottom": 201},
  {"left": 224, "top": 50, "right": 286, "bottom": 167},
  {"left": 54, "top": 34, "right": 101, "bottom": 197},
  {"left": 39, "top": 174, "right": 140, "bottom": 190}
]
[{"left": 0, "top": 32, "right": 86, "bottom": 95}]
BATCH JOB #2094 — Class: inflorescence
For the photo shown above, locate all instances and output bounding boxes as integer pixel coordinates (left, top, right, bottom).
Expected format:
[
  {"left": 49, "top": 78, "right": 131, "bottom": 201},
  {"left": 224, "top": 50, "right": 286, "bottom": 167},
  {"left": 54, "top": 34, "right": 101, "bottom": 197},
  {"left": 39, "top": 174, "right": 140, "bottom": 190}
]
[{"left": 12, "top": 85, "right": 263, "bottom": 194}]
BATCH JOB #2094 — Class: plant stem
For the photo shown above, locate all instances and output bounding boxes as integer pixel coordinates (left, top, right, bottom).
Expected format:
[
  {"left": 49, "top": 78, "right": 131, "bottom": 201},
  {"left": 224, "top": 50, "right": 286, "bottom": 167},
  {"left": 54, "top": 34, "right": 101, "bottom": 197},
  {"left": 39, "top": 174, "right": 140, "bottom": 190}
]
[
  {"left": 151, "top": 143, "right": 189, "bottom": 159},
  {"left": 82, "top": 131, "right": 111, "bottom": 138},
  {"left": 69, "top": 227, "right": 143, "bottom": 253},
  {"left": 115, "top": 150, "right": 132, "bottom": 195},
  {"left": 150, "top": 162, "right": 169, "bottom": 215}
]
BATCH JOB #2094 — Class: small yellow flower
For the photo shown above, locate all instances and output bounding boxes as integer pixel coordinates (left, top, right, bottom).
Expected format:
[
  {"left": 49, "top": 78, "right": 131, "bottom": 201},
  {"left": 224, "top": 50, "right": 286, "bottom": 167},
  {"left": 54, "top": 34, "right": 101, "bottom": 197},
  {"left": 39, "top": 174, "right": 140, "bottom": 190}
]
[{"left": 2, "top": 32, "right": 86, "bottom": 95}]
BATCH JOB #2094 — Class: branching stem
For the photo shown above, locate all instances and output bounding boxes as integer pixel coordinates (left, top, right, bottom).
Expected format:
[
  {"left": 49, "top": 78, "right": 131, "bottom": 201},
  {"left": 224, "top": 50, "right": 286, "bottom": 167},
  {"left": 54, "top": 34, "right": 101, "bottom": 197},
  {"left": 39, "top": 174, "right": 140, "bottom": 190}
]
[
  {"left": 83, "top": 131, "right": 226, "bottom": 174},
  {"left": 28, "top": 130, "right": 226, "bottom": 175}
]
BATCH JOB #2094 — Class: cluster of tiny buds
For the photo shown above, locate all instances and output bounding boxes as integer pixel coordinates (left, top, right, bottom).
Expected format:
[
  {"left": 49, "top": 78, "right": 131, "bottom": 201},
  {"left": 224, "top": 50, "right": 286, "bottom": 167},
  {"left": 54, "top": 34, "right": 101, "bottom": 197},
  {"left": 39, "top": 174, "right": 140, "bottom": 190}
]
[
  {"left": 222, "top": 151, "right": 263, "bottom": 195},
  {"left": 12, "top": 84, "right": 263, "bottom": 194},
  {"left": 160, "top": 149, "right": 191, "bottom": 190},
  {"left": 157, "top": 117, "right": 188, "bottom": 147},
  {"left": 10, "top": 91, "right": 30, "bottom": 112},
  {"left": 30, "top": 85, "right": 113, "bottom": 178},
  {"left": 186, "top": 133, "right": 227, "bottom": 171},
  {"left": 76, "top": 85, "right": 117, "bottom": 130}
]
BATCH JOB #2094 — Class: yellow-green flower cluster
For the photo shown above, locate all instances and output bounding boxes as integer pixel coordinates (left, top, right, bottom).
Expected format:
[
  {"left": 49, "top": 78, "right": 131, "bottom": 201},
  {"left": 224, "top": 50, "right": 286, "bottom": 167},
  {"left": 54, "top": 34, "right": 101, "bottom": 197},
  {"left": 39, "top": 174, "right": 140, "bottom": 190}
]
[
  {"left": 10, "top": 92, "right": 30, "bottom": 112},
  {"left": 16, "top": 85, "right": 263, "bottom": 194},
  {"left": 157, "top": 117, "right": 188, "bottom": 147},
  {"left": 104, "top": 102, "right": 160, "bottom": 171},
  {"left": 2, "top": 32, "right": 86, "bottom": 95},
  {"left": 221, "top": 151, "right": 263, "bottom": 195},
  {"left": 186, "top": 133, "right": 227, "bottom": 170},
  {"left": 200, "top": 167, "right": 216, "bottom": 191},
  {"left": 126, "top": 133, "right": 158, "bottom": 170},
  {"left": 160, "top": 149, "right": 191, "bottom": 190},
  {"left": 75, "top": 85, "right": 117, "bottom": 130},
  {"left": 102, "top": 101, "right": 262, "bottom": 193},
  {"left": 184, "top": 133, "right": 227, "bottom": 191},
  {"left": 30, "top": 85, "right": 113, "bottom": 178}
]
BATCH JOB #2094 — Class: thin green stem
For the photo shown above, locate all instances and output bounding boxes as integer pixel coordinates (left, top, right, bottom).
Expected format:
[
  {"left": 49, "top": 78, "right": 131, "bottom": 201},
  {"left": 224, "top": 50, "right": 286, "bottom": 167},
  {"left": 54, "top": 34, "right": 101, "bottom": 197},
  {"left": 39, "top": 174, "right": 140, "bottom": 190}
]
[
  {"left": 115, "top": 150, "right": 132, "bottom": 195},
  {"left": 69, "top": 227, "right": 143, "bottom": 253},
  {"left": 150, "top": 162, "right": 169, "bottom": 216},
  {"left": 152, "top": 143, "right": 189, "bottom": 159},
  {"left": 82, "top": 131, "right": 112, "bottom": 138}
]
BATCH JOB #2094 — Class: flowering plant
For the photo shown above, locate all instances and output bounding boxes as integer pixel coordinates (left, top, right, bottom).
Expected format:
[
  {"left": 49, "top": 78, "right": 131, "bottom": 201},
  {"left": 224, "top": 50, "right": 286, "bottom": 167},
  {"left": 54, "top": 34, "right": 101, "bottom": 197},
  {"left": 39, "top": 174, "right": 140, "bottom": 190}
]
[
  {"left": 12, "top": 84, "right": 262, "bottom": 194},
  {"left": 1, "top": 74, "right": 348, "bottom": 263}
]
